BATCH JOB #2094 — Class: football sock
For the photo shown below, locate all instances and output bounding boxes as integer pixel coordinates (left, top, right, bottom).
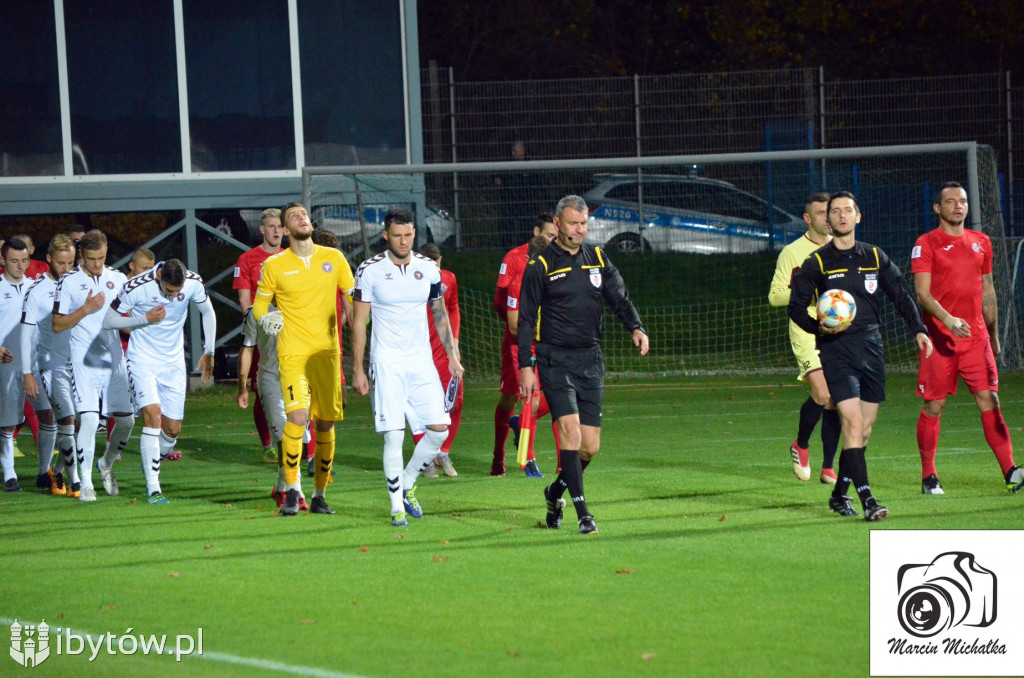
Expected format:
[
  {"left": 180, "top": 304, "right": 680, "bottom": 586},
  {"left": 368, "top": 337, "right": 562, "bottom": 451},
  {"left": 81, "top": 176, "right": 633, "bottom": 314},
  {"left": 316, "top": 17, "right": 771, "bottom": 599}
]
[
  {"left": 139, "top": 427, "right": 162, "bottom": 496},
  {"left": 981, "top": 408, "right": 1015, "bottom": 476},
  {"left": 796, "top": 396, "right": 824, "bottom": 450},
  {"left": 916, "top": 410, "right": 941, "bottom": 478},
  {"left": 57, "top": 424, "right": 78, "bottom": 483},
  {"left": 37, "top": 423, "right": 58, "bottom": 473},
  {"left": 0, "top": 430, "right": 15, "bottom": 481},
  {"left": 843, "top": 447, "right": 873, "bottom": 503},
  {"left": 556, "top": 449, "right": 590, "bottom": 518},
  {"left": 305, "top": 424, "right": 316, "bottom": 461},
  {"left": 102, "top": 415, "right": 134, "bottom": 467},
  {"left": 23, "top": 401, "right": 40, "bottom": 442},
  {"left": 833, "top": 448, "right": 853, "bottom": 497},
  {"left": 493, "top": 405, "right": 511, "bottom": 461},
  {"left": 158, "top": 430, "right": 177, "bottom": 459},
  {"left": 282, "top": 421, "right": 305, "bottom": 487},
  {"left": 76, "top": 411, "right": 100, "bottom": 490},
  {"left": 443, "top": 385, "right": 463, "bottom": 453},
  {"left": 253, "top": 391, "right": 272, "bottom": 448},
  {"left": 536, "top": 394, "right": 551, "bottom": 419},
  {"left": 275, "top": 466, "right": 286, "bottom": 491},
  {"left": 404, "top": 428, "right": 447, "bottom": 490},
  {"left": 313, "top": 426, "right": 335, "bottom": 491},
  {"left": 820, "top": 408, "right": 840, "bottom": 469},
  {"left": 383, "top": 430, "right": 405, "bottom": 514},
  {"left": 581, "top": 458, "right": 591, "bottom": 473}
]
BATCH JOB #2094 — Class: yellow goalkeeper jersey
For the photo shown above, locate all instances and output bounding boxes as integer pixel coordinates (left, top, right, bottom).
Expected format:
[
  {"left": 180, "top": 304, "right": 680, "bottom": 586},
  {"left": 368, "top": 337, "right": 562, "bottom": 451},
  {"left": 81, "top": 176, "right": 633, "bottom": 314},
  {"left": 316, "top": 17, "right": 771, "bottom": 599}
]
[
  {"left": 768, "top": 233, "right": 830, "bottom": 313},
  {"left": 254, "top": 245, "right": 355, "bottom": 357}
]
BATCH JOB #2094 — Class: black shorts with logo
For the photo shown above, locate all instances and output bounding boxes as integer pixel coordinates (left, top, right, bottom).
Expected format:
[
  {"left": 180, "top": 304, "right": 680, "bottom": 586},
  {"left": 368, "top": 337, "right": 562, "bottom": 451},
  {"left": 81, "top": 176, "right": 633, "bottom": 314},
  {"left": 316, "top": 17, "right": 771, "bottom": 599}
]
[
  {"left": 535, "top": 344, "right": 604, "bottom": 427},
  {"left": 820, "top": 331, "right": 887, "bottom": 404}
]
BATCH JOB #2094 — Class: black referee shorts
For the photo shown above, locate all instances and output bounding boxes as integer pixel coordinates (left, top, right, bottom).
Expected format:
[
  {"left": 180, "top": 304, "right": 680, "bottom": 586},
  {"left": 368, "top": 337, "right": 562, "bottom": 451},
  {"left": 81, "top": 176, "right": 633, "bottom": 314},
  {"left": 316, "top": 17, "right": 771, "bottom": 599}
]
[
  {"left": 535, "top": 344, "right": 605, "bottom": 427},
  {"left": 820, "top": 332, "right": 887, "bottom": 405}
]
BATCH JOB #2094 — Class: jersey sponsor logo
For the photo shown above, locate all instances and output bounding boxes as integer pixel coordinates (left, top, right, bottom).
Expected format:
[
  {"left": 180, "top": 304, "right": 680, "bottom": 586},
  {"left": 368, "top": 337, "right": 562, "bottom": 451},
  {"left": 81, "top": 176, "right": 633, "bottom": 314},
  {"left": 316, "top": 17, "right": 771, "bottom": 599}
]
[
  {"left": 910, "top": 246, "right": 922, "bottom": 259},
  {"left": 865, "top": 273, "right": 878, "bottom": 294},
  {"left": 942, "top": 244, "right": 954, "bottom": 251},
  {"left": 972, "top": 242, "right": 983, "bottom": 253},
  {"left": 549, "top": 272, "right": 566, "bottom": 281},
  {"left": 507, "top": 297, "right": 518, "bottom": 309},
  {"left": 322, "top": 262, "right": 333, "bottom": 273},
  {"left": 827, "top": 273, "right": 844, "bottom": 280},
  {"left": 590, "top": 270, "right": 602, "bottom": 288},
  {"left": 499, "top": 263, "right": 507, "bottom": 275},
  {"left": 414, "top": 271, "right": 424, "bottom": 280},
  {"left": 283, "top": 270, "right": 299, "bottom": 275},
  {"left": 233, "top": 267, "right": 241, "bottom": 278},
  {"left": 385, "top": 273, "right": 394, "bottom": 280}
]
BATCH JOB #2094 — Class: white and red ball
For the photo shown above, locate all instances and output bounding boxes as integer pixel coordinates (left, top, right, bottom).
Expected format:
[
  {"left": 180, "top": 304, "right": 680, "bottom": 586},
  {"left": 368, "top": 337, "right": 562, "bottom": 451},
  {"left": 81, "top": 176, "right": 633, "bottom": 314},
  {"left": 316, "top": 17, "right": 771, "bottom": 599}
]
[{"left": 817, "top": 289, "right": 857, "bottom": 328}]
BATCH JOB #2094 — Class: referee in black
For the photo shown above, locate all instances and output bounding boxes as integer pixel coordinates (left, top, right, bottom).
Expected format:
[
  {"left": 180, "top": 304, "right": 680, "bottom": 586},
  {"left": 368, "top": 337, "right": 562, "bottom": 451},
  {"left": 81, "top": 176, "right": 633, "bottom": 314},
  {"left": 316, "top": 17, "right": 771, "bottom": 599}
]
[
  {"left": 517, "top": 194, "right": 649, "bottom": 534},
  {"left": 788, "top": 191, "right": 932, "bottom": 521}
]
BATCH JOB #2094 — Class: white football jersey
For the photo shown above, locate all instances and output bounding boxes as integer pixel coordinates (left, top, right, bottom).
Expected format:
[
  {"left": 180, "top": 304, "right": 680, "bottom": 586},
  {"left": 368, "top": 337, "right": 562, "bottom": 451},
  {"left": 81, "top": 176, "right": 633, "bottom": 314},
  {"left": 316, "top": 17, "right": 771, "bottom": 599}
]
[
  {"left": 21, "top": 274, "right": 71, "bottom": 371},
  {"left": 240, "top": 305, "right": 279, "bottom": 377},
  {"left": 53, "top": 265, "right": 127, "bottom": 369},
  {"left": 355, "top": 252, "right": 440, "bottom": 364},
  {"left": 0, "top": 274, "right": 29, "bottom": 373},
  {"left": 111, "top": 263, "right": 209, "bottom": 366}
]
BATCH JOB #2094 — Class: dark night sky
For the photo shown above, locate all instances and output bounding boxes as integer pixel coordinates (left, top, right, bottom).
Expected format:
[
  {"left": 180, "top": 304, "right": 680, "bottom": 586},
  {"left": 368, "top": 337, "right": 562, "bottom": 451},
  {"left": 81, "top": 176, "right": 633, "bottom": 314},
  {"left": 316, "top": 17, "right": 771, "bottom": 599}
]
[{"left": 417, "top": 0, "right": 1024, "bottom": 81}]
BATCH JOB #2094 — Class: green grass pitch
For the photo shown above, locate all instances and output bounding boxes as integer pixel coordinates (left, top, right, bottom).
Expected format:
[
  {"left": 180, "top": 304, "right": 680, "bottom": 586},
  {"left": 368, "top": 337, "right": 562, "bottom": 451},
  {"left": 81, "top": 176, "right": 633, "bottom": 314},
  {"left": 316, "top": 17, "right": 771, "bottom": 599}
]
[{"left": 3, "top": 373, "right": 1024, "bottom": 677}]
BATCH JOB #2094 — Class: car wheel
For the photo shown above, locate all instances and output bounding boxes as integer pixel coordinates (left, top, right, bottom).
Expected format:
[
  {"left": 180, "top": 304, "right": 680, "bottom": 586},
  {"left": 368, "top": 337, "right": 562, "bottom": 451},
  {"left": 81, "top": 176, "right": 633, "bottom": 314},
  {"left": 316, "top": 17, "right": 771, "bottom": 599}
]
[{"left": 607, "top": 232, "right": 649, "bottom": 255}]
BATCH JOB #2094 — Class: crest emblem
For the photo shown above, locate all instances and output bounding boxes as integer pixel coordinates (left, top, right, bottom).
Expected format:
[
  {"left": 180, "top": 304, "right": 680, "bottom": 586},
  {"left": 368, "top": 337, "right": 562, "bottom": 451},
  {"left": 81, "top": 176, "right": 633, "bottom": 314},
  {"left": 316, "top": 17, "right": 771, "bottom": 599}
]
[
  {"left": 972, "top": 242, "right": 983, "bottom": 254},
  {"left": 10, "top": 619, "right": 50, "bottom": 667},
  {"left": 864, "top": 273, "right": 877, "bottom": 294},
  {"left": 414, "top": 271, "right": 424, "bottom": 280},
  {"left": 322, "top": 262, "right": 333, "bottom": 273},
  {"left": 589, "top": 270, "right": 602, "bottom": 288}
]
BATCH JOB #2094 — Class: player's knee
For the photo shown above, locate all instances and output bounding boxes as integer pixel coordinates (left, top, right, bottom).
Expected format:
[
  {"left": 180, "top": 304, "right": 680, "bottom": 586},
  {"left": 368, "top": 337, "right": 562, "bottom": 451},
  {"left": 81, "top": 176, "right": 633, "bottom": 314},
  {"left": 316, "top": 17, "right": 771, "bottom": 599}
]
[
  {"left": 113, "top": 414, "right": 135, "bottom": 432},
  {"left": 579, "top": 448, "right": 598, "bottom": 462},
  {"left": 922, "top": 399, "right": 946, "bottom": 417},
  {"left": 976, "top": 391, "right": 999, "bottom": 412}
]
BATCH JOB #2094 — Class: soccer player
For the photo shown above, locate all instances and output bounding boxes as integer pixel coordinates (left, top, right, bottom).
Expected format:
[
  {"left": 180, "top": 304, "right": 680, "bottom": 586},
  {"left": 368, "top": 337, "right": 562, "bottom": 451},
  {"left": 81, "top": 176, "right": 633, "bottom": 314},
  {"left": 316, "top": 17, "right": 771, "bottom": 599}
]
[
  {"left": 52, "top": 230, "right": 136, "bottom": 502},
  {"left": 252, "top": 202, "right": 355, "bottom": 517},
  {"left": 788, "top": 191, "right": 933, "bottom": 522},
  {"left": 912, "top": 181, "right": 1024, "bottom": 494},
  {"left": 768, "top": 193, "right": 841, "bottom": 484},
  {"left": 491, "top": 213, "right": 558, "bottom": 477},
  {"left": 0, "top": 238, "right": 33, "bottom": 492},
  {"left": 21, "top": 234, "right": 78, "bottom": 495},
  {"left": 10, "top": 233, "right": 50, "bottom": 280},
  {"left": 103, "top": 259, "right": 217, "bottom": 503},
  {"left": 234, "top": 208, "right": 284, "bottom": 460},
  {"left": 518, "top": 195, "right": 649, "bottom": 535},
  {"left": 415, "top": 243, "right": 462, "bottom": 477},
  {"left": 350, "top": 210, "right": 463, "bottom": 527}
]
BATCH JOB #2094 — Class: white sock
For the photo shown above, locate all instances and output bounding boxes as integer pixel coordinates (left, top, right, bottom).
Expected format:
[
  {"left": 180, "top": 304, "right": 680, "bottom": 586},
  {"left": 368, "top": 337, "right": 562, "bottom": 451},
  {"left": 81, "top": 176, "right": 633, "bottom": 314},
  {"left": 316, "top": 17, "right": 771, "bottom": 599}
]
[
  {"left": 158, "top": 431, "right": 177, "bottom": 459},
  {"left": 403, "top": 428, "right": 447, "bottom": 490},
  {"left": 383, "top": 430, "right": 405, "bottom": 513},
  {"left": 275, "top": 467, "right": 286, "bottom": 492},
  {"left": 0, "top": 430, "right": 16, "bottom": 481},
  {"left": 77, "top": 412, "right": 100, "bottom": 490},
  {"left": 57, "top": 424, "right": 78, "bottom": 483},
  {"left": 37, "top": 423, "right": 58, "bottom": 473},
  {"left": 140, "top": 427, "right": 162, "bottom": 496},
  {"left": 101, "top": 415, "right": 134, "bottom": 468}
]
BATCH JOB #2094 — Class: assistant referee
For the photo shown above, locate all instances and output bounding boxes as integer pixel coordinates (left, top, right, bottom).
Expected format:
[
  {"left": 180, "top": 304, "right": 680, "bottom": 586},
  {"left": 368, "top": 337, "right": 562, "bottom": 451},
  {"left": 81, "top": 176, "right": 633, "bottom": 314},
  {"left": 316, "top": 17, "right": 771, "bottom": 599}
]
[{"left": 517, "top": 194, "right": 649, "bottom": 534}]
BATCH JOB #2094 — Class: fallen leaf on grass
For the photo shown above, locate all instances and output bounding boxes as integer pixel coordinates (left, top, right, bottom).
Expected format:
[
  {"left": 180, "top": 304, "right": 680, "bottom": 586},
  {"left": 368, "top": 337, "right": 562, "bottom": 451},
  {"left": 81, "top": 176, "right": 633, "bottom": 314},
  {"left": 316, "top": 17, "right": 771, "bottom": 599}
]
[
  {"left": 222, "top": 504, "right": 233, "bottom": 508},
  {"left": 126, "top": 498, "right": 137, "bottom": 505},
  {"left": 298, "top": 619, "right": 316, "bottom": 626},
  {"left": 359, "top": 546, "right": 369, "bottom": 552},
  {"left": 432, "top": 556, "right": 449, "bottom": 562},
  {"left": 203, "top": 544, "right": 214, "bottom": 550},
  {"left": 507, "top": 651, "right": 521, "bottom": 658},
  {"left": 439, "top": 539, "right": 449, "bottom": 544},
  {"left": 395, "top": 534, "right": 405, "bottom": 540},
  {"left": 615, "top": 569, "right": 634, "bottom": 574},
  {"left": 168, "top": 572, "right": 182, "bottom": 578},
  {"left": 642, "top": 653, "right": 657, "bottom": 661},
  {"left": 100, "top": 604, "right": 118, "bottom": 611},
  {"left": 56, "top": 614, "right": 65, "bottom": 620},
  {"left": 719, "top": 515, "right": 727, "bottom": 522},
  {"left": 507, "top": 526, "right": 515, "bottom": 531}
]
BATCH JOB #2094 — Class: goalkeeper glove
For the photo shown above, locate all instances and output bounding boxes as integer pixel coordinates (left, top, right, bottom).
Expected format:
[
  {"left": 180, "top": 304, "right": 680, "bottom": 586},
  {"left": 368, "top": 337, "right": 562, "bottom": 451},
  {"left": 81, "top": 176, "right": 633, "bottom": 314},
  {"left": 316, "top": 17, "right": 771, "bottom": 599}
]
[{"left": 259, "top": 310, "right": 284, "bottom": 336}]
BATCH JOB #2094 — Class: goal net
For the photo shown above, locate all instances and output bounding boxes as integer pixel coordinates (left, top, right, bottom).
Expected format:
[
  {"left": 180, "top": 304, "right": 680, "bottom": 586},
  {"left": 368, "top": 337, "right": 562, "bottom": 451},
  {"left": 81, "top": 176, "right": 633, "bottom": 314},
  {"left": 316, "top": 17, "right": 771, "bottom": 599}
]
[{"left": 306, "top": 143, "right": 1019, "bottom": 380}]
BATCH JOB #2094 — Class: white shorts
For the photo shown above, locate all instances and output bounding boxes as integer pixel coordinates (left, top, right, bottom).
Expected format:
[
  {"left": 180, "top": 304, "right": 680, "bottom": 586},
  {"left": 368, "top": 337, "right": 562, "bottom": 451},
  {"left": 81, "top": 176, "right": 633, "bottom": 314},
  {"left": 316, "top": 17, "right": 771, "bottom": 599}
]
[
  {"left": 23, "top": 369, "right": 52, "bottom": 415},
  {"left": 72, "top": 359, "right": 133, "bottom": 416},
  {"left": 0, "top": 370, "right": 26, "bottom": 428},
  {"left": 257, "top": 368, "right": 286, "bottom": 444},
  {"left": 127, "top": 359, "right": 187, "bottom": 421},
  {"left": 40, "top": 365, "right": 76, "bottom": 420},
  {"left": 369, "top": 360, "right": 450, "bottom": 435}
]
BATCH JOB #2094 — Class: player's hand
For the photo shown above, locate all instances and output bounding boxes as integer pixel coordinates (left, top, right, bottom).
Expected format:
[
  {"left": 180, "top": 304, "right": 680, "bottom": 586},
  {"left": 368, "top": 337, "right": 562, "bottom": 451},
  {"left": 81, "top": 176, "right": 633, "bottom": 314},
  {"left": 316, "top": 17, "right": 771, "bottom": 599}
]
[
  {"left": 259, "top": 310, "right": 285, "bottom": 336},
  {"left": 991, "top": 333, "right": 1001, "bottom": 358},
  {"left": 520, "top": 367, "right": 538, "bottom": 400},
  {"left": 916, "top": 332, "right": 933, "bottom": 359},
  {"left": 449, "top": 356, "right": 465, "bottom": 380},
  {"left": 146, "top": 305, "right": 167, "bottom": 323},
  {"left": 23, "top": 373, "right": 39, "bottom": 398},
  {"left": 196, "top": 353, "right": 215, "bottom": 384},
  {"left": 83, "top": 289, "right": 106, "bottom": 314},
  {"left": 819, "top": 320, "right": 850, "bottom": 335},
  {"left": 352, "top": 370, "right": 369, "bottom": 396},
  {"left": 236, "top": 388, "right": 249, "bottom": 409},
  {"left": 0, "top": 346, "right": 12, "bottom": 363},
  {"left": 945, "top": 316, "right": 971, "bottom": 338},
  {"left": 633, "top": 329, "right": 649, "bottom": 356}
]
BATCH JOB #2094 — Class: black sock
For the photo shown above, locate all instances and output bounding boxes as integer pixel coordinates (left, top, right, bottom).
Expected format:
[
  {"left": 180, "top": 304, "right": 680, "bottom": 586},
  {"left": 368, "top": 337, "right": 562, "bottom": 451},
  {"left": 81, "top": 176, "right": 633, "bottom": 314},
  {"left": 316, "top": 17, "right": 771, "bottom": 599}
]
[
  {"left": 555, "top": 450, "right": 590, "bottom": 518},
  {"left": 820, "top": 409, "right": 841, "bottom": 470},
  {"left": 843, "top": 447, "right": 873, "bottom": 502},
  {"left": 580, "top": 458, "right": 590, "bottom": 473},
  {"left": 834, "top": 449, "right": 852, "bottom": 497},
  {"left": 796, "top": 397, "right": 824, "bottom": 449}
]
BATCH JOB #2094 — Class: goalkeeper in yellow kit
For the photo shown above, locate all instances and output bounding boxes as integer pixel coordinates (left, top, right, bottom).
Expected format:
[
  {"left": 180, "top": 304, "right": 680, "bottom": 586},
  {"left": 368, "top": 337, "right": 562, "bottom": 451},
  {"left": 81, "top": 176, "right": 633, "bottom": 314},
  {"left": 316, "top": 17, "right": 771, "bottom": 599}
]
[
  {"left": 253, "top": 202, "right": 355, "bottom": 516},
  {"left": 768, "top": 192, "right": 840, "bottom": 485}
]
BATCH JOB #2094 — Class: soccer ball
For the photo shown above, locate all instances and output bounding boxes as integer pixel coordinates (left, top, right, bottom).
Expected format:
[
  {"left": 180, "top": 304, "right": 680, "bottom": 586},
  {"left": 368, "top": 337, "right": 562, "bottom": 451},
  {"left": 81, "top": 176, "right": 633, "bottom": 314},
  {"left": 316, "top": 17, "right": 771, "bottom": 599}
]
[{"left": 817, "top": 289, "right": 857, "bottom": 328}]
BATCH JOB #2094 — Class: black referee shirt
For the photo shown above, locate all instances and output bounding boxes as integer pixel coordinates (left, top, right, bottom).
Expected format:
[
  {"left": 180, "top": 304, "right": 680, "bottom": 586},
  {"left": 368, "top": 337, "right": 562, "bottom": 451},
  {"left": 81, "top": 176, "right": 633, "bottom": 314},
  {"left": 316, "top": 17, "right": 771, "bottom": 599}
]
[
  {"left": 516, "top": 240, "right": 644, "bottom": 368},
  {"left": 788, "top": 239, "right": 927, "bottom": 345}
]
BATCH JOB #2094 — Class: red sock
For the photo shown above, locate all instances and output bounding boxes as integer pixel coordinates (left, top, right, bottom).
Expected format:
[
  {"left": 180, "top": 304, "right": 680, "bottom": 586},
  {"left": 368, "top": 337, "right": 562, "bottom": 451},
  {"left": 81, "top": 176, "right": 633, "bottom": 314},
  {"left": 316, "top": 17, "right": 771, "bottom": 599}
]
[
  {"left": 442, "top": 389, "right": 463, "bottom": 453},
  {"left": 306, "top": 426, "right": 317, "bottom": 461},
  {"left": 23, "top": 401, "right": 40, "bottom": 442},
  {"left": 493, "top": 405, "right": 510, "bottom": 461},
  {"left": 536, "top": 393, "right": 551, "bottom": 419},
  {"left": 253, "top": 389, "right": 273, "bottom": 448},
  {"left": 106, "top": 417, "right": 114, "bottom": 443},
  {"left": 916, "top": 411, "right": 940, "bottom": 478},
  {"left": 981, "top": 408, "right": 1016, "bottom": 476}
]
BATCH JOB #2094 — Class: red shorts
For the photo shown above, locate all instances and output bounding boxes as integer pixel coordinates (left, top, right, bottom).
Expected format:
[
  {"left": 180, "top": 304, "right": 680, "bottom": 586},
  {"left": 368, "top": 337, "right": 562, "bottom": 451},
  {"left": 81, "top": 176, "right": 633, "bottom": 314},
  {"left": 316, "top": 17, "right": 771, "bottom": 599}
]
[
  {"left": 917, "top": 338, "right": 999, "bottom": 400},
  {"left": 500, "top": 332, "right": 520, "bottom": 395}
]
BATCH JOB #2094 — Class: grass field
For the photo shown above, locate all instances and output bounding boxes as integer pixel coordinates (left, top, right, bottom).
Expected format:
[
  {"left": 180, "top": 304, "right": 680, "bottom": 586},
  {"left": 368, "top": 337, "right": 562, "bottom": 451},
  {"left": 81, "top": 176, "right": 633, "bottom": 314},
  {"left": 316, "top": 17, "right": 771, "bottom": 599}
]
[{"left": 4, "top": 373, "right": 1024, "bottom": 677}]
